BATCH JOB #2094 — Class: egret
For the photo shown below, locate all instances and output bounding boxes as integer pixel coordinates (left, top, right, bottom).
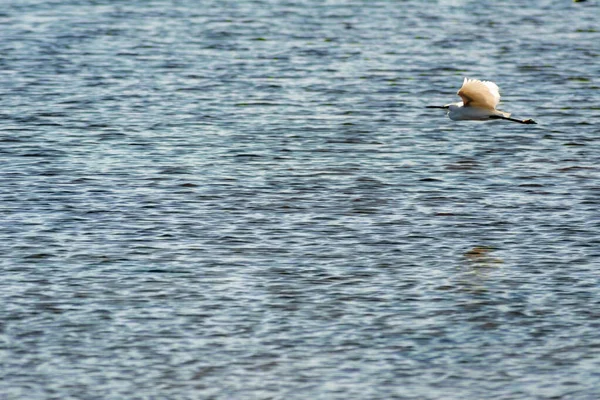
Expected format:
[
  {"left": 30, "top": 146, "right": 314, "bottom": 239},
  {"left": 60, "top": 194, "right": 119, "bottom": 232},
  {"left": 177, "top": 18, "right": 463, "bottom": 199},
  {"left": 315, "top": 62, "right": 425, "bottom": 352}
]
[{"left": 426, "top": 78, "right": 537, "bottom": 124}]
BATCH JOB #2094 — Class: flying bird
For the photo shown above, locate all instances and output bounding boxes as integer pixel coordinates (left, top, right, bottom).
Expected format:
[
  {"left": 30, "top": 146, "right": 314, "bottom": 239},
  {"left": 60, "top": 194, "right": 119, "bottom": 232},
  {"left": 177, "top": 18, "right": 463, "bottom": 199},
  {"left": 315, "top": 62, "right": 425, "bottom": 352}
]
[{"left": 427, "top": 78, "right": 537, "bottom": 124}]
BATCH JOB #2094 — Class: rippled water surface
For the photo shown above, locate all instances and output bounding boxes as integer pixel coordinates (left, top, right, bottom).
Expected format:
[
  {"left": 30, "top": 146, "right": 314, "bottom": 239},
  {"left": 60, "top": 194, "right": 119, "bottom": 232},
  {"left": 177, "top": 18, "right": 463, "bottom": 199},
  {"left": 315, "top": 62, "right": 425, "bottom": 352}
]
[{"left": 2, "top": 1, "right": 600, "bottom": 399}]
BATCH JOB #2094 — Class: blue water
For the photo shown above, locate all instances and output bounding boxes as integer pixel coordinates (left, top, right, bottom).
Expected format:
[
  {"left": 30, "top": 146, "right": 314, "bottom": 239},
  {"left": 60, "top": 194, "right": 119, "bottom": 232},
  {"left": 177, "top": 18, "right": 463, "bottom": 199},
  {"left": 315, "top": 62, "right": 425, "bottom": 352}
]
[{"left": 1, "top": 1, "right": 600, "bottom": 399}]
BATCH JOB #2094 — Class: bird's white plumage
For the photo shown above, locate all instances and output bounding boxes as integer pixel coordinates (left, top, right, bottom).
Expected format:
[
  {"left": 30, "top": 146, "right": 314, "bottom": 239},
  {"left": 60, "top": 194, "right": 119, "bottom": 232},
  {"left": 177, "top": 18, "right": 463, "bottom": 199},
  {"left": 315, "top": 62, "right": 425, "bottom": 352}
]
[{"left": 457, "top": 78, "right": 501, "bottom": 110}]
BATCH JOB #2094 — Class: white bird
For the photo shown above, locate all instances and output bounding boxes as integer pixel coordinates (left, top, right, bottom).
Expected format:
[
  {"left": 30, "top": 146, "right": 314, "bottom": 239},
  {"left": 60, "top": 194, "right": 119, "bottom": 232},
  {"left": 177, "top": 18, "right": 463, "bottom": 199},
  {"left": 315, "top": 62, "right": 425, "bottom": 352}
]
[{"left": 427, "top": 78, "right": 537, "bottom": 124}]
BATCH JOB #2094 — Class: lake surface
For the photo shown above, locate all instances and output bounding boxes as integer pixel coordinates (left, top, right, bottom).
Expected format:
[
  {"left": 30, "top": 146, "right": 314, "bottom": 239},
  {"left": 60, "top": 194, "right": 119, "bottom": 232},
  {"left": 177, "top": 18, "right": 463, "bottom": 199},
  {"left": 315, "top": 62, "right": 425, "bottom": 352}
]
[{"left": 1, "top": 1, "right": 600, "bottom": 399}]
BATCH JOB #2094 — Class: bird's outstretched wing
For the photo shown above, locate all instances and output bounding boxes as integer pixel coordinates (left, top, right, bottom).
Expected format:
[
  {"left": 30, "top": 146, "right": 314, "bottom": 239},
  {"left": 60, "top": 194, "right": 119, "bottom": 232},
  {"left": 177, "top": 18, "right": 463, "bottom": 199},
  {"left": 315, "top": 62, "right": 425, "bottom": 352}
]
[{"left": 457, "top": 78, "right": 501, "bottom": 110}]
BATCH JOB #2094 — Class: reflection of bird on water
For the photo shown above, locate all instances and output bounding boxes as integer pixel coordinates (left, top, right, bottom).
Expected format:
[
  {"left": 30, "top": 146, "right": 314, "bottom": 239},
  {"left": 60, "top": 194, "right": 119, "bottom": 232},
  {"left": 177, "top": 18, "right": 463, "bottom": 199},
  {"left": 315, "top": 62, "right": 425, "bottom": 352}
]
[{"left": 464, "top": 246, "right": 503, "bottom": 266}]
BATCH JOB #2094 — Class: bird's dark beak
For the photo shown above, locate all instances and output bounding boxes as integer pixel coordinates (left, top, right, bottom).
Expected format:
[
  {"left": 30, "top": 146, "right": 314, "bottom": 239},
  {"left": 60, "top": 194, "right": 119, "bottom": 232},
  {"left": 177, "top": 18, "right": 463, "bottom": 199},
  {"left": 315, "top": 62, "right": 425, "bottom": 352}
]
[{"left": 425, "top": 105, "right": 449, "bottom": 109}]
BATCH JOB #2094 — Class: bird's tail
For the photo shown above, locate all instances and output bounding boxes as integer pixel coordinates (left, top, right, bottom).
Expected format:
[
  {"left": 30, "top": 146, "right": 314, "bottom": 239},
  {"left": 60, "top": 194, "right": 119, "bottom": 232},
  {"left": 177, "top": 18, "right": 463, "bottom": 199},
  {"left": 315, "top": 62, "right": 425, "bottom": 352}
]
[{"left": 495, "top": 110, "right": 511, "bottom": 118}]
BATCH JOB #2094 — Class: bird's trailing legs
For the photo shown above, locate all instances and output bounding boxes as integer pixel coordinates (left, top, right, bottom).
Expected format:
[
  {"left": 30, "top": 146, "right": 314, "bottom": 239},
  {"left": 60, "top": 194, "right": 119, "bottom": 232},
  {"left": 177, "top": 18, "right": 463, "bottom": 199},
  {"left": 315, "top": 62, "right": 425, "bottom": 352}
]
[{"left": 488, "top": 115, "right": 537, "bottom": 124}]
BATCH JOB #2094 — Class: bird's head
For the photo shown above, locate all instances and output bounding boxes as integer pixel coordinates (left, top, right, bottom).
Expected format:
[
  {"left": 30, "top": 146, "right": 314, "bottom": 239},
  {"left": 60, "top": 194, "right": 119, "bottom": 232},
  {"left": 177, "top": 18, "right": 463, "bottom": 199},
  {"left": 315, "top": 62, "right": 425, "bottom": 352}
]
[{"left": 426, "top": 103, "right": 459, "bottom": 115}]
